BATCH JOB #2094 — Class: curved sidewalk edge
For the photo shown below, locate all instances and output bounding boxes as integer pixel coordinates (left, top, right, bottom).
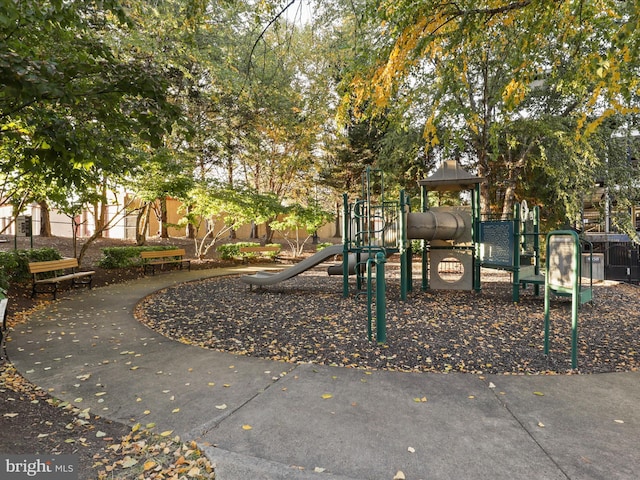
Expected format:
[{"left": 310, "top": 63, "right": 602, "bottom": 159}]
[{"left": 7, "top": 267, "right": 640, "bottom": 480}]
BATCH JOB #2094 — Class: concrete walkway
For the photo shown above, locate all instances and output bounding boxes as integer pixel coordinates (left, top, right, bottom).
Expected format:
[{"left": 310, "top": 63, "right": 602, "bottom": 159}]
[{"left": 7, "top": 267, "right": 639, "bottom": 480}]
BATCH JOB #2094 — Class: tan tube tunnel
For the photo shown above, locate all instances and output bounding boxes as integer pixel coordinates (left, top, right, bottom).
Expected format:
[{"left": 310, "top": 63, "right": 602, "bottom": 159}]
[{"left": 406, "top": 211, "right": 467, "bottom": 241}]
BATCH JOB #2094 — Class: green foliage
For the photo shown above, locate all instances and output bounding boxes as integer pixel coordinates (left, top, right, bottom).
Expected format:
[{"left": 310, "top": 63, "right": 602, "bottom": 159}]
[
  {"left": 270, "top": 202, "right": 334, "bottom": 257},
  {"left": 0, "top": 248, "right": 62, "bottom": 288},
  {"left": 315, "top": 242, "right": 335, "bottom": 252},
  {"left": 99, "top": 246, "right": 179, "bottom": 269},
  {"left": 216, "top": 242, "right": 281, "bottom": 261}
]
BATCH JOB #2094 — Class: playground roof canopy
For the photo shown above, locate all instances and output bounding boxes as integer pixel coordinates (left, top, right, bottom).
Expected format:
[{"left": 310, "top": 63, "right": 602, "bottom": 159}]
[{"left": 418, "top": 159, "right": 484, "bottom": 192}]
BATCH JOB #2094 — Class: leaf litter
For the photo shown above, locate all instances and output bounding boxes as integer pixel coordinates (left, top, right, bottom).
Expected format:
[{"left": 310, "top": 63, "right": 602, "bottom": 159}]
[{"left": 135, "top": 270, "right": 640, "bottom": 374}]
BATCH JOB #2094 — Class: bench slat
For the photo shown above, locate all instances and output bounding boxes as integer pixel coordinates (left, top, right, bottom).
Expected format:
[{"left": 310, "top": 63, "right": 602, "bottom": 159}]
[
  {"left": 140, "top": 249, "right": 186, "bottom": 259},
  {"left": 238, "top": 246, "right": 280, "bottom": 253},
  {"left": 28, "top": 258, "right": 79, "bottom": 274}
]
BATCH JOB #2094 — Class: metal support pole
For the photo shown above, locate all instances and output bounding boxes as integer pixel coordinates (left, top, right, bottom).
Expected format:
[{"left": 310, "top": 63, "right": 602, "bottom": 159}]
[
  {"left": 375, "top": 251, "right": 386, "bottom": 344},
  {"left": 342, "top": 194, "right": 350, "bottom": 298},
  {"left": 421, "top": 184, "right": 428, "bottom": 291},
  {"left": 473, "top": 183, "right": 482, "bottom": 292},
  {"left": 513, "top": 203, "right": 521, "bottom": 302},
  {"left": 399, "top": 190, "right": 408, "bottom": 300}
]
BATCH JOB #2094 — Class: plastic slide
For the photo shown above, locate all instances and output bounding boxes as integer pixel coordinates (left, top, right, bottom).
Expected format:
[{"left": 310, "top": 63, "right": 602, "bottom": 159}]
[{"left": 240, "top": 244, "right": 344, "bottom": 286}]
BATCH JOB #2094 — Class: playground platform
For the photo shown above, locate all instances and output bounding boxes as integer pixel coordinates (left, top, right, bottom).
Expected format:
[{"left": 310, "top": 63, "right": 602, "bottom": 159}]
[{"left": 7, "top": 267, "right": 640, "bottom": 480}]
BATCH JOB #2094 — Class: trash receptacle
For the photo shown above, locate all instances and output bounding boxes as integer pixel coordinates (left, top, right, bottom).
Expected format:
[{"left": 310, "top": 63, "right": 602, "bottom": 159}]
[{"left": 582, "top": 253, "right": 604, "bottom": 281}]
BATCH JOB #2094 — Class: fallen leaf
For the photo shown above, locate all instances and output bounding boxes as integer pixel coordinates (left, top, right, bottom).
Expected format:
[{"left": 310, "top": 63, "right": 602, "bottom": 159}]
[
  {"left": 533, "top": 391, "right": 545, "bottom": 396},
  {"left": 121, "top": 457, "right": 138, "bottom": 468},
  {"left": 614, "top": 419, "right": 624, "bottom": 424},
  {"left": 160, "top": 430, "right": 173, "bottom": 436},
  {"left": 215, "top": 404, "right": 227, "bottom": 410},
  {"left": 4, "top": 413, "right": 18, "bottom": 418},
  {"left": 242, "top": 424, "right": 252, "bottom": 430},
  {"left": 143, "top": 460, "right": 156, "bottom": 471},
  {"left": 314, "top": 467, "right": 326, "bottom": 473},
  {"left": 321, "top": 393, "right": 333, "bottom": 399},
  {"left": 393, "top": 471, "right": 406, "bottom": 480},
  {"left": 408, "top": 446, "right": 416, "bottom": 453},
  {"left": 172, "top": 408, "right": 180, "bottom": 413},
  {"left": 96, "top": 431, "right": 106, "bottom": 438}
]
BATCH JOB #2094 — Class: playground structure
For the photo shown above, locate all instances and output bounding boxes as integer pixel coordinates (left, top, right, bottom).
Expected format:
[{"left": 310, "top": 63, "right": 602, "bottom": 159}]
[
  {"left": 242, "top": 160, "right": 594, "bottom": 363},
  {"left": 242, "top": 160, "right": 550, "bottom": 301}
]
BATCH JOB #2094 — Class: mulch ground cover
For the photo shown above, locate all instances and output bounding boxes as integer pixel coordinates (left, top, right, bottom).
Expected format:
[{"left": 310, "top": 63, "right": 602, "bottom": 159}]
[{"left": 135, "top": 268, "right": 640, "bottom": 375}]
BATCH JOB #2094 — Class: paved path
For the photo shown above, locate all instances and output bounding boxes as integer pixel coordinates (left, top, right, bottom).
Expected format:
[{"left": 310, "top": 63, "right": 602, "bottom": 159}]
[{"left": 8, "top": 267, "right": 640, "bottom": 480}]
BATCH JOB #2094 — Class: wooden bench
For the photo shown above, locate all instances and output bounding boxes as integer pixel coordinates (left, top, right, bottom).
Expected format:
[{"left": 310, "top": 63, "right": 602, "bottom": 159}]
[
  {"left": 28, "top": 258, "right": 95, "bottom": 299},
  {"left": 238, "top": 245, "right": 281, "bottom": 263},
  {"left": 140, "top": 248, "right": 191, "bottom": 275}
]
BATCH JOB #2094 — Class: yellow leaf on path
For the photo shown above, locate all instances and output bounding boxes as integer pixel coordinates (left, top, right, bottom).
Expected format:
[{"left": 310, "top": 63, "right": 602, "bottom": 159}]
[
  {"left": 242, "top": 424, "right": 252, "bottom": 430},
  {"left": 96, "top": 431, "right": 106, "bottom": 438},
  {"left": 131, "top": 423, "right": 141, "bottom": 432},
  {"left": 533, "top": 392, "right": 545, "bottom": 396},
  {"left": 143, "top": 410, "right": 151, "bottom": 415},
  {"left": 146, "top": 423, "right": 156, "bottom": 428},
  {"left": 121, "top": 457, "right": 138, "bottom": 468},
  {"left": 143, "top": 460, "right": 156, "bottom": 471},
  {"left": 614, "top": 419, "right": 624, "bottom": 424},
  {"left": 393, "top": 471, "right": 406, "bottom": 480},
  {"left": 160, "top": 430, "right": 173, "bottom": 436},
  {"left": 321, "top": 393, "right": 333, "bottom": 400},
  {"left": 172, "top": 408, "right": 180, "bottom": 413},
  {"left": 4, "top": 413, "right": 19, "bottom": 418}
]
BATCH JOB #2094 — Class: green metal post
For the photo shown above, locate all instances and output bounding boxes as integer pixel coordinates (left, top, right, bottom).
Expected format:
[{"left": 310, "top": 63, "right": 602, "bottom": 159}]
[
  {"left": 473, "top": 183, "right": 482, "bottom": 292},
  {"left": 366, "top": 257, "right": 373, "bottom": 341},
  {"left": 399, "top": 190, "right": 408, "bottom": 300},
  {"left": 375, "top": 251, "right": 387, "bottom": 343},
  {"left": 406, "top": 194, "right": 413, "bottom": 293},
  {"left": 513, "top": 203, "right": 521, "bottom": 302},
  {"left": 342, "top": 193, "right": 350, "bottom": 298},
  {"left": 421, "top": 184, "right": 428, "bottom": 291},
  {"left": 571, "top": 283, "right": 579, "bottom": 369},
  {"left": 533, "top": 206, "right": 540, "bottom": 296}
]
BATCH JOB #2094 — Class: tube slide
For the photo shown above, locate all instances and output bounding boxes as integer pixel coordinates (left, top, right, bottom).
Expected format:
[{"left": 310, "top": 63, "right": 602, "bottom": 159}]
[
  {"left": 405, "top": 211, "right": 467, "bottom": 241},
  {"left": 240, "top": 244, "right": 344, "bottom": 286}
]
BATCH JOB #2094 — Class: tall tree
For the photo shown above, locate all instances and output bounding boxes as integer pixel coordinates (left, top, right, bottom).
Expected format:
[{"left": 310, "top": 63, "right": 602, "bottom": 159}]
[{"left": 343, "top": 0, "right": 640, "bottom": 222}]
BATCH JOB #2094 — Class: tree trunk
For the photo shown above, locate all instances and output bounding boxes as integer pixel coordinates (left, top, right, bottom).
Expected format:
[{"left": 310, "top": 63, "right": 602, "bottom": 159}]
[
  {"left": 186, "top": 205, "right": 195, "bottom": 239},
  {"left": 160, "top": 197, "right": 169, "bottom": 238},
  {"left": 136, "top": 203, "right": 151, "bottom": 246},
  {"left": 265, "top": 223, "right": 274, "bottom": 244},
  {"left": 38, "top": 200, "right": 52, "bottom": 237}
]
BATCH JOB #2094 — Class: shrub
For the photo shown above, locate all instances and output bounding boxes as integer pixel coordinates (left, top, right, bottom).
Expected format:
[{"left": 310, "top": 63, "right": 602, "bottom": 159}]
[
  {"left": 316, "top": 242, "right": 335, "bottom": 252},
  {"left": 0, "top": 248, "right": 62, "bottom": 289},
  {"left": 216, "top": 242, "right": 281, "bottom": 261},
  {"left": 99, "top": 246, "right": 179, "bottom": 269}
]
